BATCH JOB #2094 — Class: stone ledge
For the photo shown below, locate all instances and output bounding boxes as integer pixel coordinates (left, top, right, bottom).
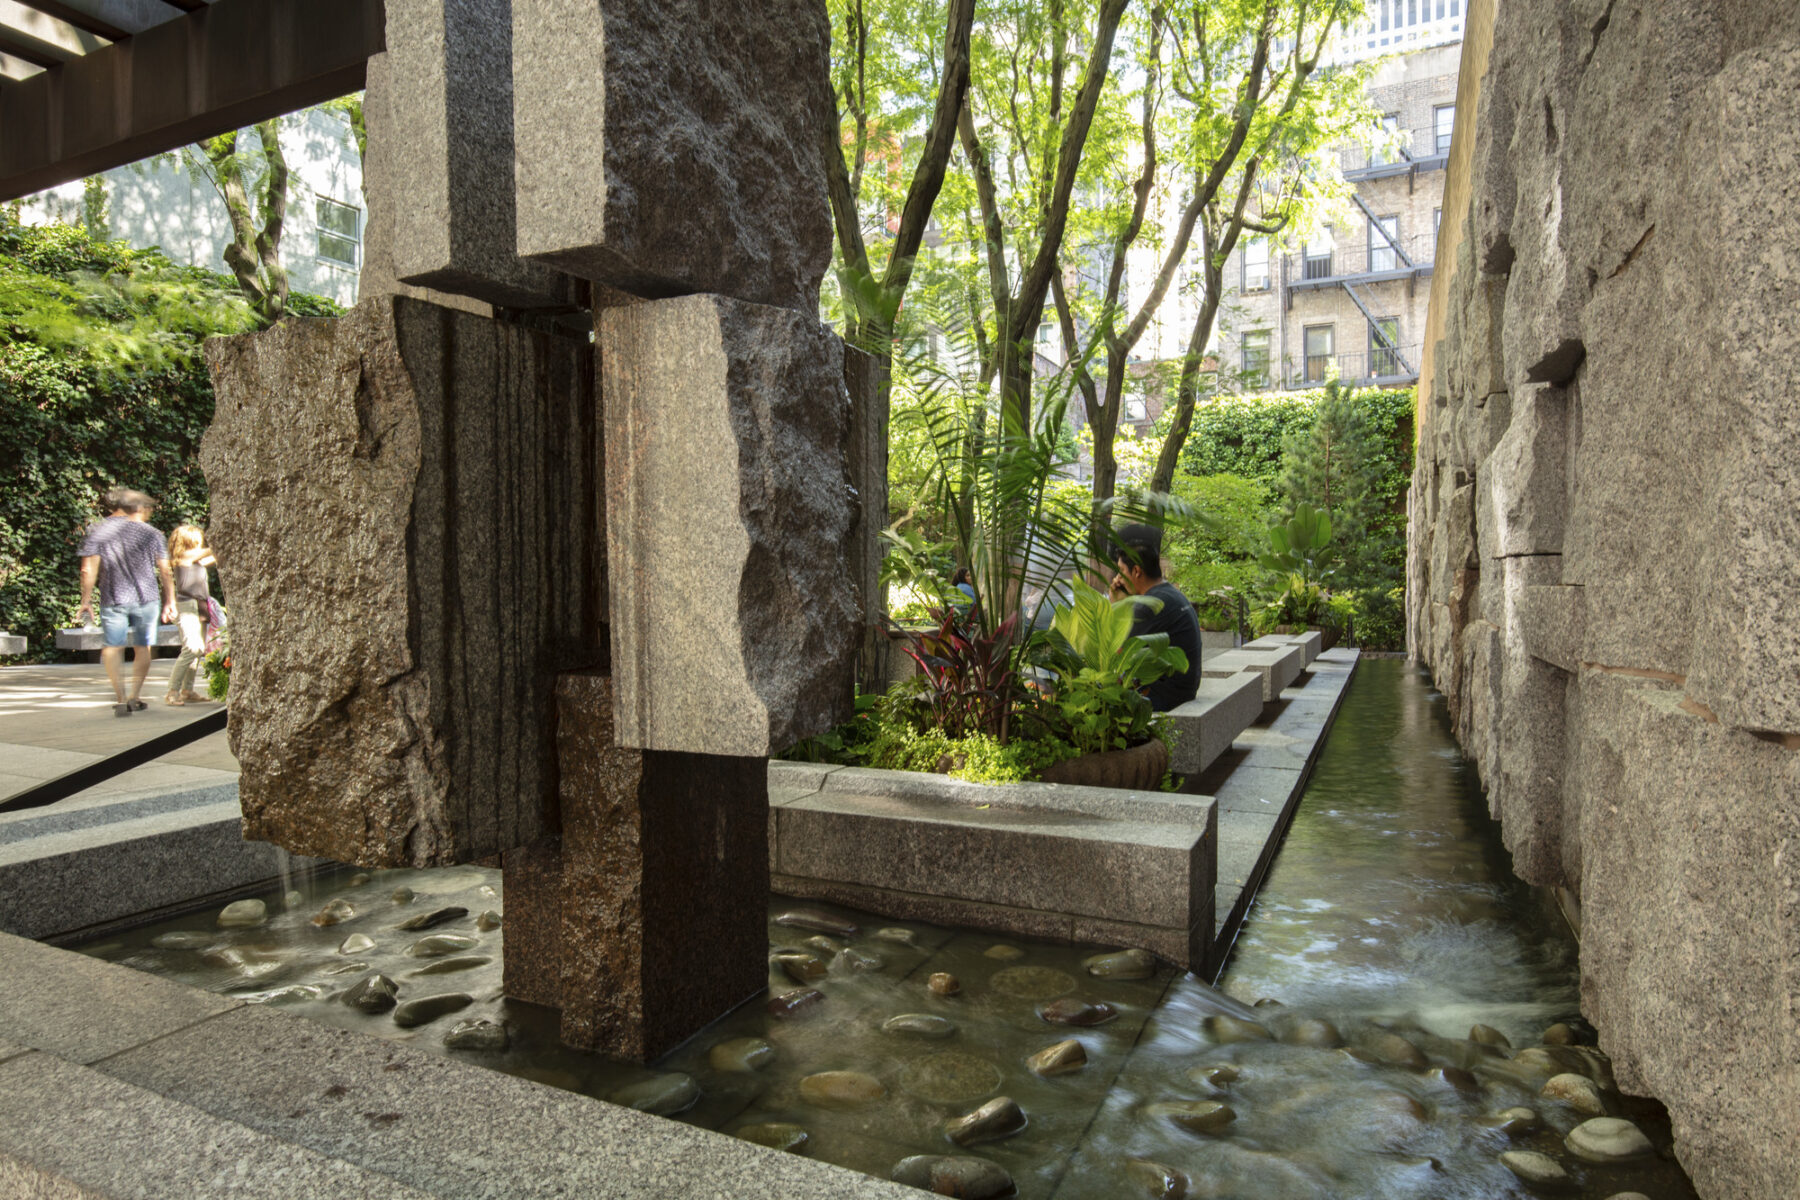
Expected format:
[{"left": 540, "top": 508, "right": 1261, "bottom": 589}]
[
  {"left": 1167, "top": 670, "right": 1264, "bottom": 775},
  {"left": 55, "top": 625, "right": 181, "bottom": 651},
  {"left": 0, "top": 632, "right": 25, "bottom": 656},
  {"left": 1245, "top": 630, "right": 1323, "bottom": 666},
  {"left": 1201, "top": 643, "right": 1306, "bottom": 701}
]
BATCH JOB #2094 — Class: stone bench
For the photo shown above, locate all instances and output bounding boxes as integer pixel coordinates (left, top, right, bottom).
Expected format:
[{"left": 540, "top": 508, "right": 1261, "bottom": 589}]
[
  {"left": 1244, "top": 630, "right": 1323, "bottom": 666},
  {"left": 1199, "top": 642, "right": 1306, "bottom": 702},
  {"left": 54, "top": 625, "right": 184, "bottom": 652},
  {"left": 1165, "top": 670, "right": 1265, "bottom": 776},
  {"left": 0, "top": 631, "right": 25, "bottom": 657},
  {"left": 767, "top": 762, "right": 1217, "bottom": 971}
]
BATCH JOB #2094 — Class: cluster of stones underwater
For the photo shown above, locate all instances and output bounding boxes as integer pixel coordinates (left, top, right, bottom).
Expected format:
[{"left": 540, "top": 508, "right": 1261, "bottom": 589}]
[{"left": 79, "top": 867, "right": 1696, "bottom": 1199}]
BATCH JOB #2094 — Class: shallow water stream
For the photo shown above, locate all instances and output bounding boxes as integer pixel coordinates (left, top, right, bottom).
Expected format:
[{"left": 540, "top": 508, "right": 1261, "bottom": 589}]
[{"left": 78, "top": 657, "right": 1698, "bottom": 1198}]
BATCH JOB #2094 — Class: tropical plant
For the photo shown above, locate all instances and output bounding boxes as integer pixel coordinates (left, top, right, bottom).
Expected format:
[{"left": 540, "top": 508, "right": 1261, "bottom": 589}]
[
  {"left": 1034, "top": 578, "right": 1189, "bottom": 755},
  {"left": 886, "top": 606, "right": 1020, "bottom": 741},
  {"left": 1257, "top": 502, "right": 1335, "bottom": 588}
]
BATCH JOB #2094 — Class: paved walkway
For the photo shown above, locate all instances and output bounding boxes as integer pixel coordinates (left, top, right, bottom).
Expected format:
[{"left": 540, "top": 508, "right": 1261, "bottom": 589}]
[{"left": 0, "top": 663, "right": 236, "bottom": 804}]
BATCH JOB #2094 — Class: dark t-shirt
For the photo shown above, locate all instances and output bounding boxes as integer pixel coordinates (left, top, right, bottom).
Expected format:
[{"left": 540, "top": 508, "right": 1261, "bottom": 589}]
[
  {"left": 78, "top": 516, "right": 166, "bottom": 607},
  {"left": 1130, "top": 580, "right": 1202, "bottom": 712},
  {"left": 176, "top": 562, "right": 211, "bottom": 603}
]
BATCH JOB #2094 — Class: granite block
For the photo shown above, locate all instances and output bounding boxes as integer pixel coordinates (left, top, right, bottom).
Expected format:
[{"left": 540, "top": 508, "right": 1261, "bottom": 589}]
[
  {"left": 816, "top": 766, "right": 1216, "bottom": 827},
  {"left": 0, "top": 932, "right": 240, "bottom": 1064},
  {"left": 0, "top": 632, "right": 28, "bottom": 656},
  {"left": 1167, "top": 671, "right": 1264, "bottom": 775},
  {"left": 0, "top": 1052, "right": 437, "bottom": 1199},
  {"left": 511, "top": 0, "right": 834, "bottom": 312},
  {"left": 201, "top": 297, "right": 604, "bottom": 866},
  {"left": 602, "top": 294, "right": 857, "bottom": 756},
  {"left": 96, "top": 1004, "right": 923, "bottom": 1199}
]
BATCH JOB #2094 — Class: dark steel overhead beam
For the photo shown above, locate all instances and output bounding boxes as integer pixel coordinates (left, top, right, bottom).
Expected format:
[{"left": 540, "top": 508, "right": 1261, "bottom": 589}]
[
  {"left": 0, "top": 0, "right": 383, "bottom": 201},
  {"left": 15, "top": 0, "right": 133, "bottom": 41},
  {"left": 0, "top": 31, "right": 64, "bottom": 66}
]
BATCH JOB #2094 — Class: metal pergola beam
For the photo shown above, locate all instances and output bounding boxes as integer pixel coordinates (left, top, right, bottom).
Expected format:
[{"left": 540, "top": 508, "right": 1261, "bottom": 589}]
[{"left": 0, "top": 0, "right": 383, "bottom": 202}]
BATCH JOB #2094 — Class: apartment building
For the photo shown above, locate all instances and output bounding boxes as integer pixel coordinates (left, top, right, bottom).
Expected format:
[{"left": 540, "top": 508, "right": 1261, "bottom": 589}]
[{"left": 1218, "top": 40, "right": 1462, "bottom": 393}]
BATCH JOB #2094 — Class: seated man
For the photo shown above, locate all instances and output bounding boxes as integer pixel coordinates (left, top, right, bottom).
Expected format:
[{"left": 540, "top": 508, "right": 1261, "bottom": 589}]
[{"left": 1110, "top": 523, "right": 1202, "bottom": 712}]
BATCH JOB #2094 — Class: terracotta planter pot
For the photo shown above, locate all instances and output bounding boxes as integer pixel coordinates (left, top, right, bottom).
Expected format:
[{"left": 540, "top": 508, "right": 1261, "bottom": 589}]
[{"left": 1038, "top": 737, "right": 1169, "bottom": 791}]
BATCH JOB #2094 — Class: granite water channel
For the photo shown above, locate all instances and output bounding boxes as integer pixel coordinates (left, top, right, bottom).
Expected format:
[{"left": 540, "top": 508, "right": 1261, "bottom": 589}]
[{"left": 75, "top": 658, "right": 1697, "bottom": 1198}]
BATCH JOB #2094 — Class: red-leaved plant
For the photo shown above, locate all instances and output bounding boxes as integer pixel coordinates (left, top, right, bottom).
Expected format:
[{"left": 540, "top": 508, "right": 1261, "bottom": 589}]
[{"left": 886, "top": 608, "right": 1020, "bottom": 741}]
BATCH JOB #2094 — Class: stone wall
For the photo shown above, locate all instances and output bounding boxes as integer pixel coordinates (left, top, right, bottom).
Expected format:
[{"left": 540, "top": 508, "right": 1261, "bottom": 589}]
[{"left": 1408, "top": 3, "right": 1800, "bottom": 1197}]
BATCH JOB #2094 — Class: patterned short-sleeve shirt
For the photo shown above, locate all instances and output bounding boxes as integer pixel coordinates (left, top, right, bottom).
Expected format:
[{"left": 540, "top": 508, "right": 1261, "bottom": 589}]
[{"left": 78, "top": 516, "right": 167, "bottom": 606}]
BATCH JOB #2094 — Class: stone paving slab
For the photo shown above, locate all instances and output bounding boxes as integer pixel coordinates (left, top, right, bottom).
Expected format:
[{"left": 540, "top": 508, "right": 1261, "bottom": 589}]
[{"left": 0, "top": 1051, "right": 437, "bottom": 1200}]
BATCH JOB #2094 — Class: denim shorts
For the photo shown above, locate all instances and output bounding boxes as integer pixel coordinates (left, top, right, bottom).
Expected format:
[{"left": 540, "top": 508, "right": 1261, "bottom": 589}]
[{"left": 100, "top": 601, "right": 160, "bottom": 648}]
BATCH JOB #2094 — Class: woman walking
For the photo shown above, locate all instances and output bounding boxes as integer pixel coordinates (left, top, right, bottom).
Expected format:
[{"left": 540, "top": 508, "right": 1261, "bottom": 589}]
[{"left": 165, "top": 524, "right": 215, "bottom": 705}]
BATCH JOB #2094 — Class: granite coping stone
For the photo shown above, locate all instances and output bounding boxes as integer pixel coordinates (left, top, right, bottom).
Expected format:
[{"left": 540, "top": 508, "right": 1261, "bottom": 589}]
[
  {"left": 810, "top": 765, "right": 1217, "bottom": 827},
  {"left": 0, "top": 781, "right": 239, "bottom": 845},
  {"left": 55, "top": 624, "right": 182, "bottom": 650},
  {"left": 1166, "top": 670, "right": 1264, "bottom": 775},
  {"left": 0, "top": 1052, "right": 438, "bottom": 1199},
  {"left": 95, "top": 1002, "right": 924, "bottom": 1200},
  {"left": 1216, "top": 812, "right": 1283, "bottom": 889},
  {"left": 1204, "top": 765, "right": 1309, "bottom": 814},
  {"left": 1201, "top": 644, "right": 1305, "bottom": 701},
  {"left": 0, "top": 931, "right": 242, "bottom": 1064},
  {"left": 0, "top": 633, "right": 25, "bottom": 656}
]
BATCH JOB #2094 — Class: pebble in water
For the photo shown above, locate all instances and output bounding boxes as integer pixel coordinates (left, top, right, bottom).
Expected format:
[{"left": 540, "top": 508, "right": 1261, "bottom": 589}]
[
  {"left": 805, "top": 936, "right": 843, "bottom": 956},
  {"left": 1282, "top": 1018, "right": 1343, "bottom": 1048},
  {"left": 709, "top": 1037, "right": 776, "bottom": 1073},
  {"left": 391, "top": 887, "right": 415, "bottom": 905},
  {"left": 216, "top": 899, "right": 266, "bottom": 929},
  {"left": 990, "top": 966, "right": 1077, "bottom": 1000},
  {"left": 348, "top": 873, "right": 371, "bottom": 886},
  {"left": 836, "top": 948, "right": 884, "bottom": 972},
  {"left": 608, "top": 1073, "right": 699, "bottom": 1116},
  {"left": 1124, "top": 1159, "right": 1190, "bottom": 1199},
  {"left": 1204, "top": 1014, "right": 1272, "bottom": 1043},
  {"left": 883, "top": 1013, "right": 957, "bottom": 1039},
  {"left": 1565, "top": 1117, "right": 1653, "bottom": 1163},
  {"left": 391, "top": 992, "right": 473, "bottom": 1028},
  {"left": 321, "top": 961, "right": 368, "bottom": 977},
  {"left": 1146, "top": 1099, "right": 1237, "bottom": 1136},
  {"left": 1083, "top": 948, "right": 1156, "bottom": 980},
  {"left": 341, "top": 974, "right": 399, "bottom": 1014},
  {"left": 237, "top": 984, "right": 325, "bottom": 1005},
  {"left": 477, "top": 885, "right": 497, "bottom": 899},
  {"left": 1514, "top": 1045, "right": 1616, "bottom": 1089},
  {"left": 1196, "top": 1064, "right": 1240, "bottom": 1086},
  {"left": 1499, "top": 1150, "right": 1577, "bottom": 1191},
  {"left": 397, "top": 906, "right": 468, "bottom": 932},
  {"left": 734, "top": 1123, "right": 809, "bottom": 1153},
  {"left": 1469, "top": 1023, "right": 1513, "bottom": 1050},
  {"left": 1040, "top": 998, "right": 1117, "bottom": 1026},
  {"left": 773, "top": 909, "right": 858, "bottom": 937},
  {"left": 766, "top": 988, "right": 825, "bottom": 1020},
  {"left": 443, "top": 1018, "right": 508, "bottom": 1051},
  {"left": 1542, "top": 1072, "right": 1607, "bottom": 1116},
  {"left": 283, "top": 890, "right": 304, "bottom": 909},
  {"left": 200, "top": 947, "right": 283, "bottom": 978},
  {"left": 890, "top": 1155, "right": 1014, "bottom": 1200},
  {"left": 406, "top": 934, "right": 479, "bottom": 958},
  {"left": 900, "top": 1053, "right": 1004, "bottom": 1104},
  {"left": 800, "top": 1070, "right": 886, "bottom": 1105},
  {"left": 983, "top": 944, "right": 1024, "bottom": 961},
  {"left": 1541, "top": 1022, "right": 1578, "bottom": 1045},
  {"left": 1479, "top": 1106, "right": 1542, "bottom": 1136},
  {"left": 475, "top": 910, "right": 502, "bottom": 931},
  {"left": 945, "top": 1096, "right": 1026, "bottom": 1146},
  {"left": 774, "top": 952, "right": 827, "bottom": 985},
  {"left": 1027, "top": 1039, "right": 1087, "bottom": 1076},
  {"left": 928, "top": 972, "right": 961, "bottom": 996},
  {"left": 409, "top": 955, "right": 492, "bottom": 977},
  {"left": 1429, "top": 1066, "right": 1482, "bottom": 1095},
  {"left": 150, "top": 931, "right": 214, "bottom": 951},
  {"left": 310, "top": 899, "right": 355, "bottom": 927},
  {"left": 874, "top": 927, "right": 918, "bottom": 947},
  {"left": 1364, "top": 1031, "right": 1428, "bottom": 1069},
  {"left": 338, "top": 933, "right": 376, "bottom": 956}
]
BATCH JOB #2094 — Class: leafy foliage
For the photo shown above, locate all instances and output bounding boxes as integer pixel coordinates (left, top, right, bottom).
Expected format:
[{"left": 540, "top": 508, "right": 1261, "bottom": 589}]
[
  {"left": 886, "top": 606, "right": 1020, "bottom": 740},
  {"left": 1036, "top": 578, "right": 1188, "bottom": 756}
]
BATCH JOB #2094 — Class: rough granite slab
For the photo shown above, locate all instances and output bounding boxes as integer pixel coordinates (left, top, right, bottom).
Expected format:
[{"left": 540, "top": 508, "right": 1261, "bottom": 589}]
[
  {"left": 0, "top": 932, "right": 240, "bottom": 1064},
  {"left": 0, "top": 633, "right": 25, "bottom": 656},
  {"left": 512, "top": 0, "right": 834, "bottom": 312},
  {"left": 1167, "top": 670, "right": 1264, "bottom": 774},
  {"left": 1201, "top": 644, "right": 1305, "bottom": 701},
  {"left": 816, "top": 765, "right": 1217, "bottom": 827},
  {"left": 602, "top": 294, "right": 858, "bottom": 755},
  {"left": 0, "top": 1053, "right": 437, "bottom": 1199},
  {"left": 97, "top": 1004, "right": 923, "bottom": 1200}
]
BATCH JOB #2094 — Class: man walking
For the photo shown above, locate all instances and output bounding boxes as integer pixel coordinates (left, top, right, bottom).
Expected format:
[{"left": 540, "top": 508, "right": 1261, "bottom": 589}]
[
  {"left": 74, "top": 488, "right": 176, "bottom": 716},
  {"left": 1110, "top": 522, "right": 1202, "bottom": 712}
]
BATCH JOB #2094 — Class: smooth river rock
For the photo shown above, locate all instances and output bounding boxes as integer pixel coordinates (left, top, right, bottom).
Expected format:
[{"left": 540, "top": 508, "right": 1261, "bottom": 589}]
[
  {"left": 709, "top": 1037, "right": 776, "bottom": 1073},
  {"left": 1480, "top": 1106, "right": 1542, "bottom": 1136},
  {"left": 946, "top": 1097, "right": 1026, "bottom": 1146},
  {"left": 1469, "top": 1023, "right": 1512, "bottom": 1050},
  {"left": 1282, "top": 1018, "right": 1344, "bottom": 1048},
  {"left": 775, "top": 952, "right": 827, "bottom": 985},
  {"left": 340, "top": 973, "right": 399, "bottom": 1014},
  {"left": 983, "top": 944, "right": 1024, "bottom": 961},
  {"left": 874, "top": 927, "right": 918, "bottom": 947},
  {"left": 397, "top": 906, "right": 468, "bottom": 932},
  {"left": 608, "top": 1072, "right": 699, "bottom": 1116},
  {"left": 216, "top": 900, "right": 266, "bottom": 929},
  {"left": 442, "top": 1018, "right": 508, "bottom": 1051},
  {"left": 406, "top": 934, "right": 479, "bottom": 958},
  {"left": 1084, "top": 948, "right": 1156, "bottom": 980},
  {"left": 890, "top": 1155, "right": 1015, "bottom": 1200},
  {"left": 734, "top": 1122, "right": 809, "bottom": 1153},
  {"left": 310, "top": 899, "right": 355, "bottom": 927},
  {"left": 1148, "top": 1099, "right": 1237, "bottom": 1136},
  {"left": 1566, "top": 1117, "right": 1653, "bottom": 1163},
  {"left": 836, "top": 948, "right": 884, "bottom": 973},
  {"left": 928, "top": 973, "right": 961, "bottom": 997},
  {"left": 408, "top": 955, "right": 492, "bottom": 976},
  {"left": 1542, "top": 1072, "right": 1607, "bottom": 1116},
  {"left": 1040, "top": 998, "right": 1117, "bottom": 1027},
  {"left": 1028, "top": 1039, "right": 1087, "bottom": 1077},
  {"left": 774, "top": 909, "right": 859, "bottom": 937},
  {"left": 1125, "top": 1158, "right": 1191, "bottom": 1199},
  {"left": 799, "top": 1070, "right": 885, "bottom": 1106},
  {"left": 1205, "top": 1015, "right": 1272, "bottom": 1043},
  {"left": 150, "top": 932, "right": 215, "bottom": 951},
  {"left": 1365, "top": 1031, "right": 1429, "bottom": 1069},
  {"left": 474, "top": 910, "right": 502, "bottom": 931},
  {"left": 390, "top": 887, "right": 414, "bottom": 904},
  {"left": 766, "top": 988, "right": 825, "bottom": 1020},
  {"left": 884, "top": 1013, "right": 957, "bottom": 1039},
  {"left": 805, "top": 936, "right": 844, "bottom": 956},
  {"left": 338, "top": 933, "right": 376, "bottom": 956},
  {"left": 391, "top": 992, "right": 472, "bottom": 1028},
  {"left": 1500, "top": 1150, "right": 1577, "bottom": 1191}
]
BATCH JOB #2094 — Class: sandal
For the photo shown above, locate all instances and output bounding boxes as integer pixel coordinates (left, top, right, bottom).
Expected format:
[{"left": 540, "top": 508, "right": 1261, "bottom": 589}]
[
  {"left": 114, "top": 703, "right": 132, "bottom": 717},
  {"left": 182, "top": 690, "right": 208, "bottom": 704},
  {"left": 165, "top": 693, "right": 186, "bottom": 706},
  {"left": 128, "top": 698, "right": 147, "bottom": 711}
]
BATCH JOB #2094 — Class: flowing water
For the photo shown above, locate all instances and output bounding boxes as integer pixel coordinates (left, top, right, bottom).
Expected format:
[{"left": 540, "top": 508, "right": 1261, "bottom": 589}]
[{"left": 76, "top": 657, "right": 1697, "bottom": 1198}]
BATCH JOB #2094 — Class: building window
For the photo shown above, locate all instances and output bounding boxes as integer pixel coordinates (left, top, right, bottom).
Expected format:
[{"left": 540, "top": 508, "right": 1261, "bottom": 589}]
[
  {"left": 1241, "top": 330, "right": 1270, "bottom": 386},
  {"left": 1370, "top": 113, "right": 1401, "bottom": 166},
  {"left": 1242, "top": 238, "right": 1269, "bottom": 291},
  {"left": 1434, "top": 104, "right": 1456, "bottom": 156},
  {"left": 1303, "top": 230, "right": 1334, "bottom": 280},
  {"left": 1370, "top": 317, "right": 1402, "bottom": 376},
  {"left": 1304, "top": 325, "right": 1334, "bottom": 383},
  {"left": 1368, "top": 214, "right": 1400, "bottom": 273},
  {"left": 316, "top": 196, "right": 361, "bottom": 267}
]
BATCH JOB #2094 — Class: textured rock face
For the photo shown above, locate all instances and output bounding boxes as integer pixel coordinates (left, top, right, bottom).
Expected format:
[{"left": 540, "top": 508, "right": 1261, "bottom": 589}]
[
  {"left": 510, "top": 0, "right": 833, "bottom": 312},
  {"left": 1409, "top": 5, "right": 1800, "bottom": 1197},
  {"left": 201, "top": 297, "right": 603, "bottom": 866},
  {"left": 601, "top": 293, "right": 858, "bottom": 755},
  {"left": 503, "top": 672, "right": 768, "bottom": 1061},
  {"left": 368, "top": 1, "right": 572, "bottom": 309}
]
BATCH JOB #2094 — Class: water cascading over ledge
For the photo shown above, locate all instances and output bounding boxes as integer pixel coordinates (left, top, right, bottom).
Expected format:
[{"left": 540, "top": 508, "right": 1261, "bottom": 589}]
[{"left": 1407, "top": 3, "right": 1800, "bottom": 1197}]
